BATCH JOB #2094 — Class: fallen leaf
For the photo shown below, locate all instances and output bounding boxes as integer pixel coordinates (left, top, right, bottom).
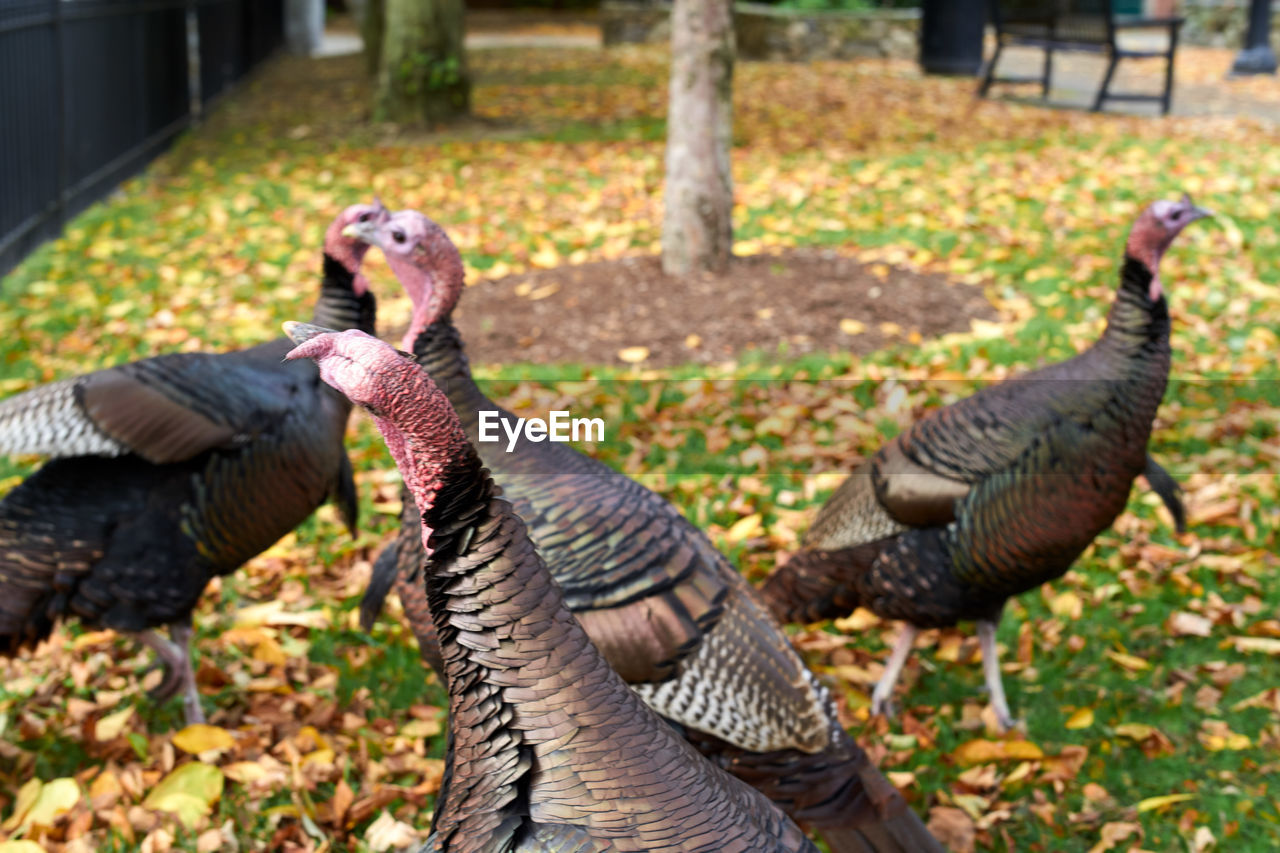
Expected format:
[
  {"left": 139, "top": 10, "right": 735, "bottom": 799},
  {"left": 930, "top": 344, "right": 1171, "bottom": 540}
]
[
  {"left": 1136, "top": 792, "right": 1194, "bottom": 812},
  {"left": 839, "top": 318, "right": 866, "bottom": 335},
  {"left": 95, "top": 706, "right": 135, "bottom": 741},
  {"left": 173, "top": 724, "right": 235, "bottom": 755},
  {"left": 365, "top": 810, "right": 419, "bottom": 851},
  {"left": 1168, "top": 611, "right": 1213, "bottom": 637},
  {"left": 1106, "top": 649, "right": 1150, "bottom": 672},
  {"left": 1065, "top": 707, "right": 1094, "bottom": 730},
  {"left": 617, "top": 346, "right": 649, "bottom": 363},
  {"left": 143, "top": 763, "right": 224, "bottom": 829},
  {"left": 952, "top": 738, "right": 1043, "bottom": 764},
  {"left": 22, "top": 778, "right": 81, "bottom": 831},
  {"left": 926, "top": 806, "right": 975, "bottom": 853}
]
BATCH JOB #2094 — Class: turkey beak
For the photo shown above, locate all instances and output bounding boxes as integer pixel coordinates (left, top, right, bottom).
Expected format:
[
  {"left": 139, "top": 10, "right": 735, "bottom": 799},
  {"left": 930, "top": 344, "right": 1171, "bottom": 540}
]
[
  {"left": 342, "top": 219, "right": 382, "bottom": 245},
  {"left": 1180, "top": 193, "right": 1213, "bottom": 222},
  {"left": 283, "top": 321, "right": 340, "bottom": 347}
]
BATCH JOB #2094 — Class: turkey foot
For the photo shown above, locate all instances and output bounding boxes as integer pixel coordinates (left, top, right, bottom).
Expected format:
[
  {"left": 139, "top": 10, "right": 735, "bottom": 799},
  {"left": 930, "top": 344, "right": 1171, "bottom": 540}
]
[
  {"left": 870, "top": 625, "right": 918, "bottom": 720},
  {"left": 977, "top": 620, "right": 1017, "bottom": 732},
  {"left": 135, "top": 625, "right": 205, "bottom": 725}
]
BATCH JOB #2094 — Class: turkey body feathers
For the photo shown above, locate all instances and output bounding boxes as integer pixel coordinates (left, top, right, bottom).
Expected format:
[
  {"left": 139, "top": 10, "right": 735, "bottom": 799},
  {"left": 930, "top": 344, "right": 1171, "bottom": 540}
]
[
  {"left": 0, "top": 248, "right": 374, "bottom": 664},
  {"left": 291, "top": 329, "right": 818, "bottom": 853},
  {"left": 769, "top": 257, "right": 1171, "bottom": 628},
  {"left": 376, "top": 318, "right": 831, "bottom": 756}
]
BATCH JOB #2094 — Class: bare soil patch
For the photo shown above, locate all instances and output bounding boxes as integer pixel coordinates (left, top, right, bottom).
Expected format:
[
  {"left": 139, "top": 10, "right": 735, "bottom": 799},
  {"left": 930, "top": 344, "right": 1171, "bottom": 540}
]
[{"left": 449, "top": 250, "right": 997, "bottom": 367}]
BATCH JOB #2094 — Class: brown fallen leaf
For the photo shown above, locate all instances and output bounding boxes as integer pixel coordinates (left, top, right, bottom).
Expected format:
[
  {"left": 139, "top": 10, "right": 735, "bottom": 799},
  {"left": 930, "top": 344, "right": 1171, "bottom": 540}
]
[{"left": 926, "top": 805, "right": 976, "bottom": 853}]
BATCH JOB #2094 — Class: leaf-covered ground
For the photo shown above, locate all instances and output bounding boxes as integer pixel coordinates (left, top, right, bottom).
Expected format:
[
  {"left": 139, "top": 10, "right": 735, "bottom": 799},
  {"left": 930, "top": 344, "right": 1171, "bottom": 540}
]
[{"left": 1, "top": 38, "right": 1279, "bottom": 853}]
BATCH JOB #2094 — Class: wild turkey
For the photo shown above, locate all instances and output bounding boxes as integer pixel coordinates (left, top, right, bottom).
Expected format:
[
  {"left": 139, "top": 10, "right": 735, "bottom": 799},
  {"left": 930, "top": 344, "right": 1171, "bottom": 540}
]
[
  {"left": 760, "top": 196, "right": 1209, "bottom": 729},
  {"left": 286, "top": 323, "right": 822, "bottom": 853},
  {"left": 0, "top": 202, "right": 386, "bottom": 725},
  {"left": 352, "top": 211, "right": 941, "bottom": 852}
]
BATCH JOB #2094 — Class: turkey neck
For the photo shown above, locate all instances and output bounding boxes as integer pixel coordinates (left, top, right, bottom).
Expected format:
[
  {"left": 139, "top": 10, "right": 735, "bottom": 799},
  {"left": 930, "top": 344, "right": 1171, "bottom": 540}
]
[
  {"left": 409, "top": 423, "right": 612, "bottom": 842},
  {"left": 312, "top": 254, "right": 378, "bottom": 335},
  {"left": 1094, "top": 256, "right": 1171, "bottom": 365},
  {"left": 1080, "top": 253, "right": 1172, "bottom": 458},
  {"left": 409, "top": 314, "right": 495, "bottom": 435}
]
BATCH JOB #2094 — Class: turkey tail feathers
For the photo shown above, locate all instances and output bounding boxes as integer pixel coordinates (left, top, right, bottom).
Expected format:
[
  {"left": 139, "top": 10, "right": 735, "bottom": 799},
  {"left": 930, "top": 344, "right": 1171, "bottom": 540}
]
[{"left": 1143, "top": 454, "right": 1186, "bottom": 534}]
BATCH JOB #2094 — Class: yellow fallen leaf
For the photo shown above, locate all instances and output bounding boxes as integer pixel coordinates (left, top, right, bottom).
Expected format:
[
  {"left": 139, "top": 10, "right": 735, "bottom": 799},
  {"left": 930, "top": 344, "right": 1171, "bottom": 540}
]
[
  {"left": 526, "top": 282, "right": 560, "bottom": 301},
  {"left": 1230, "top": 636, "right": 1280, "bottom": 655},
  {"left": 1106, "top": 650, "right": 1150, "bottom": 671},
  {"left": 1115, "top": 723, "right": 1157, "bottom": 740},
  {"left": 529, "top": 244, "right": 560, "bottom": 268},
  {"left": 2, "top": 779, "right": 42, "bottom": 831},
  {"left": 617, "top": 346, "right": 649, "bottom": 364},
  {"left": 303, "top": 748, "right": 335, "bottom": 767},
  {"left": 1049, "top": 591, "right": 1083, "bottom": 620},
  {"left": 147, "top": 792, "right": 211, "bottom": 830},
  {"left": 951, "top": 738, "right": 1043, "bottom": 764},
  {"left": 95, "top": 705, "right": 135, "bottom": 741},
  {"left": 839, "top": 318, "right": 866, "bottom": 335},
  {"left": 22, "top": 778, "right": 81, "bottom": 830},
  {"left": 0, "top": 842, "right": 49, "bottom": 853},
  {"left": 1065, "top": 707, "right": 1094, "bottom": 730},
  {"left": 144, "top": 763, "right": 223, "bottom": 829},
  {"left": 684, "top": 333, "right": 702, "bottom": 349},
  {"left": 833, "top": 608, "right": 881, "bottom": 634},
  {"left": 1136, "top": 793, "right": 1194, "bottom": 812},
  {"left": 724, "top": 513, "right": 764, "bottom": 544},
  {"left": 173, "top": 724, "right": 235, "bottom": 755}
]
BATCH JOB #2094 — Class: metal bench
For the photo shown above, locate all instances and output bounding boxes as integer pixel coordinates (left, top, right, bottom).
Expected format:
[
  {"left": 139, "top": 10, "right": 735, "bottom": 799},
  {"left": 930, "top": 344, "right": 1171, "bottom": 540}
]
[{"left": 978, "top": 0, "right": 1184, "bottom": 116}]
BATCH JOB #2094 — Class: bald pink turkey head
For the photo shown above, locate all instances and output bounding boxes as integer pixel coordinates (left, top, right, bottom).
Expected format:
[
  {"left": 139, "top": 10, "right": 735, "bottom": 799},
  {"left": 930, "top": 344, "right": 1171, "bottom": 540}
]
[
  {"left": 324, "top": 200, "right": 390, "bottom": 297},
  {"left": 370, "top": 210, "right": 466, "bottom": 351},
  {"left": 283, "top": 324, "right": 470, "bottom": 558},
  {"left": 1125, "top": 194, "right": 1211, "bottom": 302}
]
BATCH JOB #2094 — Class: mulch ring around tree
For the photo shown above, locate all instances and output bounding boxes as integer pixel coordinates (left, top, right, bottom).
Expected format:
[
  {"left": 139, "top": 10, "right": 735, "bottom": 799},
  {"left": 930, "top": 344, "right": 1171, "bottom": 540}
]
[{"left": 447, "top": 249, "right": 999, "bottom": 368}]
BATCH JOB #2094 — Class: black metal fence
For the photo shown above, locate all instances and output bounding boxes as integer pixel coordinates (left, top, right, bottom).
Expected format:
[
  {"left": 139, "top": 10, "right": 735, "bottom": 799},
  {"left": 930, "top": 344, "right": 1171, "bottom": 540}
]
[{"left": 0, "top": 0, "right": 285, "bottom": 278}]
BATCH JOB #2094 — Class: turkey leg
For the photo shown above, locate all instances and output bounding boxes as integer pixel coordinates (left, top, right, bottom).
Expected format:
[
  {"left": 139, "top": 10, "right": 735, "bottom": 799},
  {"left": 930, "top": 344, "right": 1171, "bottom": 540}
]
[
  {"left": 870, "top": 624, "right": 918, "bottom": 718},
  {"left": 135, "top": 624, "right": 206, "bottom": 725},
  {"left": 977, "top": 619, "right": 1015, "bottom": 731}
]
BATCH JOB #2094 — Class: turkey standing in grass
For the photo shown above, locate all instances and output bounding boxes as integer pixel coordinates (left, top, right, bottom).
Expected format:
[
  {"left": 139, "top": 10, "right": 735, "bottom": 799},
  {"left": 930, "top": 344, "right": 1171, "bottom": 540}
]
[
  {"left": 760, "top": 196, "right": 1208, "bottom": 730},
  {"left": 352, "top": 210, "right": 941, "bottom": 852},
  {"left": 0, "top": 202, "right": 386, "bottom": 724},
  {"left": 285, "top": 323, "right": 821, "bottom": 853}
]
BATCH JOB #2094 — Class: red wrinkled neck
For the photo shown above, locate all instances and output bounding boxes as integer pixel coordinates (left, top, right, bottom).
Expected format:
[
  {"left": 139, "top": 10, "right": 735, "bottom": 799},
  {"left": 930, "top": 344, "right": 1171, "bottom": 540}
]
[
  {"left": 1124, "top": 212, "right": 1168, "bottom": 302},
  {"left": 365, "top": 356, "right": 473, "bottom": 557},
  {"left": 390, "top": 233, "right": 465, "bottom": 351}
]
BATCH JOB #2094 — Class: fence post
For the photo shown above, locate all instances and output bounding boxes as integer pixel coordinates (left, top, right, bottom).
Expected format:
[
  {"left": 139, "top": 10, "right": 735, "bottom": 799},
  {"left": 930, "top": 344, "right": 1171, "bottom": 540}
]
[
  {"left": 52, "top": 0, "right": 67, "bottom": 230},
  {"left": 187, "top": 0, "right": 203, "bottom": 120}
]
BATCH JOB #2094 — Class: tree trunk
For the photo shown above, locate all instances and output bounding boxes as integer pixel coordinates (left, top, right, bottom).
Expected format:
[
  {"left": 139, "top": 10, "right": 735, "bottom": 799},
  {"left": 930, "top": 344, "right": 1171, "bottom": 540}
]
[
  {"left": 661, "top": 0, "right": 734, "bottom": 276},
  {"left": 375, "top": 0, "right": 470, "bottom": 124},
  {"left": 361, "top": 0, "right": 384, "bottom": 77}
]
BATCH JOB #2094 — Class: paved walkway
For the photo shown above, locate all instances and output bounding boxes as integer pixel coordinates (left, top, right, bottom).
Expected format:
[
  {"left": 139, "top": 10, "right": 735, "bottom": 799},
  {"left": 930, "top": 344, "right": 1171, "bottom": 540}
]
[
  {"left": 983, "top": 41, "right": 1280, "bottom": 122},
  {"left": 314, "top": 19, "right": 1280, "bottom": 124}
]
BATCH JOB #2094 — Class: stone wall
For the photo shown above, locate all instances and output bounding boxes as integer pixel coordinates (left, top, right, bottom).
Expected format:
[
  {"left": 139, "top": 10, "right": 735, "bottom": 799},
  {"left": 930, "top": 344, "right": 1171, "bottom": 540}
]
[
  {"left": 1181, "top": 0, "right": 1280, "bottom": 48},
  {"left": 600, "top": 1, "right": 920, "bottom": 61}
]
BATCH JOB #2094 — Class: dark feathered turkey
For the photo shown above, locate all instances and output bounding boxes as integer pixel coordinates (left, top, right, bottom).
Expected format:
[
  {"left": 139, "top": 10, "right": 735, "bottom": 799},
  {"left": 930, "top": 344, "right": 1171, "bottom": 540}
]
[
  {"left": 286, "top": 324, "right": 822, "bottom": 853},
  {"left": 760, "top": 196, "right": 1208, "bottom": 729},
  {"left": 352, "top": 211, "right": 940, "bottom": 852},
  {"left": 0, "top": 203, "right": 385, "bottom": 724}
]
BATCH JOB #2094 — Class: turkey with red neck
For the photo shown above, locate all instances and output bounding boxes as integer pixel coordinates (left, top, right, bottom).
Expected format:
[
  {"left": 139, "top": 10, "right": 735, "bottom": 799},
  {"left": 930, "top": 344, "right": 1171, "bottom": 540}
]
[
  {"left": 286, "top": 324, "right": 820, "bottom": 852},
  {"left": 761, "top": 195, "right": 1209, "bottom": 729},
  {"left": 349, "top": 210, "right": 941, "bottom": 851},
  {"left": 0, "top": 201, "right": 387, "bottom": 725}
]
